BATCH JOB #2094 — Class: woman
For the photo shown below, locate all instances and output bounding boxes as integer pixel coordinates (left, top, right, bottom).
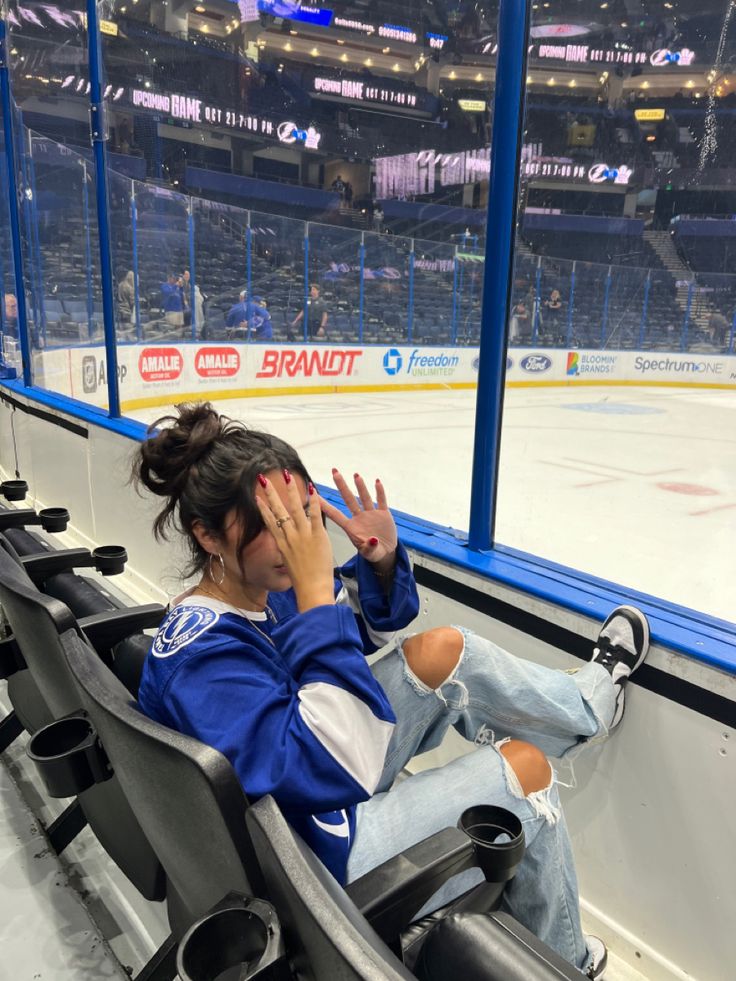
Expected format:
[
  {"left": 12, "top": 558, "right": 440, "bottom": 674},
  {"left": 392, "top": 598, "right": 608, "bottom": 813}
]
[
  {"left": 134, "top": 402, "right": 650, "bottom": 978},
  {"left": 117, "top": 270, "right": 136, "bottom": 324}
]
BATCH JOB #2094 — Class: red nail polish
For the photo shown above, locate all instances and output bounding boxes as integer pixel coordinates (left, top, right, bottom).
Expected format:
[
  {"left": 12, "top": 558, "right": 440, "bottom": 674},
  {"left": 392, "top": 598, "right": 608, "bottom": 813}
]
[
  {"left": 332, "top": 467, "right": 339, "bottom": 474},
  {"left": 354, "top": 472, "right": 360, "bottom": 481},
  {"left": 308, "top": 482, "right": 315, "bottom": 496},
  {"left": 283, "top": 468, "right": 291, "bottom": 484},
  {"left": 257, "top": 474, "right": 267, "bottom": 488},
  {"left": 369, "top": 537, "right": 379, "bottom": 546}
]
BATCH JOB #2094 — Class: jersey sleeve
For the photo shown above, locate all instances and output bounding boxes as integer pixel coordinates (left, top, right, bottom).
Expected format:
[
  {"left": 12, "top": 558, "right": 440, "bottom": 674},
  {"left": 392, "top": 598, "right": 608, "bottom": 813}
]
[
  {"left": 161, "top": 604, "right": 396, "bottom": 813},
  {"left": 336, "top": 542, "right": 420, "bottom": 654}
]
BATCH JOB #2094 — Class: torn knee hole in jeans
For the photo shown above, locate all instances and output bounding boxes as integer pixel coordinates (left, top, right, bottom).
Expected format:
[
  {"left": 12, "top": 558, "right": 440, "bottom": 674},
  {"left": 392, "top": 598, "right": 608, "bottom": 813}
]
[
  {"left": 488, "top": 735, "right": 561, "bottom": 826},
  {"left": 399, "top": 633, "right": 469, "bottom": 708}
]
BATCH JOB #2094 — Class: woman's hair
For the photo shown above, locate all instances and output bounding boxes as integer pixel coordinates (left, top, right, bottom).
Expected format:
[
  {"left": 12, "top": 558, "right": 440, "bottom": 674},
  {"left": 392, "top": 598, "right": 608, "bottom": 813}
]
[{"left": 133, "top": 402, "right": 311, "bottom": 577}]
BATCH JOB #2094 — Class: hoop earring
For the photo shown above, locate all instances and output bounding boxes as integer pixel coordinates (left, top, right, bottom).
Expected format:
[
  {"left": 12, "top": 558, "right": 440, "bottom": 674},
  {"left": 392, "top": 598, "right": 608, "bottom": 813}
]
[{"left": 208, "top": 552, "right": 226, "bottom": 586}]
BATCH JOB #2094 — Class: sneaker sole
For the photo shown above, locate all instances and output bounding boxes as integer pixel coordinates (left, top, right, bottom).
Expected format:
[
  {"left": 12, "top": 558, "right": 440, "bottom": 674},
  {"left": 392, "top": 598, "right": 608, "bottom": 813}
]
[{"left": 600, "top": 604, "right": 650, "bottom": 674}]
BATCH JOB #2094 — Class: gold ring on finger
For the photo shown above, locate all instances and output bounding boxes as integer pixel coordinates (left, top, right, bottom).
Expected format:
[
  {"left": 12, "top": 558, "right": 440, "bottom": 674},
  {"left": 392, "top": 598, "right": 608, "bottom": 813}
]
[{"left": 275, "top": 515, "right": 292, "bottom": 529}]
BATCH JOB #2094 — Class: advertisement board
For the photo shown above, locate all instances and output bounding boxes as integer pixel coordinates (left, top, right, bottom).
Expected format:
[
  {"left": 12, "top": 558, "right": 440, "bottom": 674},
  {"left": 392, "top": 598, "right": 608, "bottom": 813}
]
[{"left": 40, "top": 345, "right": 736, "bottom": 412}]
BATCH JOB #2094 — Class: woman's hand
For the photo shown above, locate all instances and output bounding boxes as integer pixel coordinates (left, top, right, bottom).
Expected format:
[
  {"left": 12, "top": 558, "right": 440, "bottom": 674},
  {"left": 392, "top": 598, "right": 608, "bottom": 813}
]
[
  {"left": 256, "top": 472, "right": 335, "bottom": 613},
  {"left": 320, "top": 470, "right": 398, "bottom": 572}
]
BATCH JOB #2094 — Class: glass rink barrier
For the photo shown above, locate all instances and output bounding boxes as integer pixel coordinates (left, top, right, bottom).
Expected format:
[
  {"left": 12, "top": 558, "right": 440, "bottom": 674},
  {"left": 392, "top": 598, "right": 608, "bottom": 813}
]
[{"left": 0, "top": 2, "right": 734, "bottom": 981}]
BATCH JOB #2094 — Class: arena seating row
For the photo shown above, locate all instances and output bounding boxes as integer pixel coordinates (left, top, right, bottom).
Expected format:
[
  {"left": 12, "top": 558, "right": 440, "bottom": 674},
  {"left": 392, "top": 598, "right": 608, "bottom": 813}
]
[{"left": 0, "top": 486, "right": 582, "bottom": 981}]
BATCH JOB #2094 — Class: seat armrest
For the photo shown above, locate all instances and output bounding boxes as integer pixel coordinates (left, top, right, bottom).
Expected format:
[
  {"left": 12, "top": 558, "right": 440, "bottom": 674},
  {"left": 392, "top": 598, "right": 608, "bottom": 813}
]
[
  {"left": 77, "top": 605, "right": 166, "bottom": 655},
  {"left": 21, "top": 548, "right": 95, "bottom": 584},
  {"left": 345, "top": 826, "right": 476, "bottom": 942}
]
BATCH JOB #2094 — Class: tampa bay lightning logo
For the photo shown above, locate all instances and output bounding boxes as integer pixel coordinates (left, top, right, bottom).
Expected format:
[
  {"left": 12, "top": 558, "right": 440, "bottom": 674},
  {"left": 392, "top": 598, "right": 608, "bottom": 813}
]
[
  {"left": 152, "top": 606, "right": 219, "bottom": 658},
  {"left": 383, "top": 348, "right": 403, "bottom": 375}
]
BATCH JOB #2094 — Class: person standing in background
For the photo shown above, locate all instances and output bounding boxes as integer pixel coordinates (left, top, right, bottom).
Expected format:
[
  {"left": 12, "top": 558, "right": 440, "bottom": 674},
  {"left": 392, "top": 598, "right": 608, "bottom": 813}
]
[
  {"left": 161, "top": 274, "right": 184, "bottom": 329},
  {"left": 290, "top": 284, "right": 328, "bottom": 340}
]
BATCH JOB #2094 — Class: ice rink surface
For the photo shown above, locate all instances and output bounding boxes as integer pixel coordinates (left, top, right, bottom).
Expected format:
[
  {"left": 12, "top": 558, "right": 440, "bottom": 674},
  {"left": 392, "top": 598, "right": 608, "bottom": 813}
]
[{"left": 131, "top": 384, "right": 736, "bottom": 623}]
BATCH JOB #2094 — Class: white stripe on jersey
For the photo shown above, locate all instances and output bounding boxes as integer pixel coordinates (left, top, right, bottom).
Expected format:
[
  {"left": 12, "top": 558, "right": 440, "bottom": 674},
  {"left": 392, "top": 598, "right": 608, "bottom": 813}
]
[
  {"left": 297, "top": 682, "right": 394, "bottom": 795},
  {"left": 335, "top": 580, "right": 397, "bottom": 650}
]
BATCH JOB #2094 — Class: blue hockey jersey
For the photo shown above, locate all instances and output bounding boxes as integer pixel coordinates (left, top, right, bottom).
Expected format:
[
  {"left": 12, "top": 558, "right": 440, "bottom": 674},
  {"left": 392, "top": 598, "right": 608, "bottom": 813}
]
[{"left": 137, "top": 544, "right": 419, "bottom": 883}]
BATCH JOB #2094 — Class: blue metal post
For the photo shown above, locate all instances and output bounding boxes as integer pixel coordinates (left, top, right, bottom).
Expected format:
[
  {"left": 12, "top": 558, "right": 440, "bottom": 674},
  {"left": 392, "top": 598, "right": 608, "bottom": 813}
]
[
  {"left": 638, "top": 272, "right": 651, "bottom": 349},
  {"left": 246, "top": 211, "right": 252, "bottom": 313},
  {"left": 407, "top": 239, "right": 415, "bottom": 344},
  {"left": 358, "top": 232, "right": 365, "bottom": 344},
  {"left": 86, "top": 0, "right": 120, "bottom": 415},
  {"left": 17, "top": 125, "right": 39, "bottom": 340},
  {"left": 451, "top": 247, "right": 459, "bottom": 344},
  {"left": 0, "top": 22, "right": 31, "bottom": 384},
  {"left": 302, "top": 222, "right": 309, "bottom": 343},
  {"left": 457, "top": 251, "right": 465, "bottom": 340},
  {"left": 531, "top": 256, "right": 542, "bottom": 343},
  {"left": 681, "top": 281, "right": 694, "bottom": 352},
  {"left": 728, "top": 306, "right": 736, "bottom": 354},
  {"left": 130, "top": 181, "right": 142, "bottom": 342},
  {"left": 468, "top": 0, "right": 530, "bottom": 550},
  {"left": 565, "top": 262, "right": 576, "bottom": 348},
  {"left": 600, "top": 266, "right": 612, "bottom": 348},
  {"left": 82, "top": 160, "right": 94, "bottom": 339},
  {"left": 187, "top": 199, "right": 196, "bottom": 340},
  {"left": 25, "top": 129, "right": 46, "bottom": 344}
]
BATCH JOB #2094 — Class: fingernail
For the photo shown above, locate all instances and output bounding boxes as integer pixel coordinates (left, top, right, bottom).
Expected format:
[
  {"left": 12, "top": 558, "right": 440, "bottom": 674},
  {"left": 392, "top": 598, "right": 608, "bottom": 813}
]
[
  {"left": 283, "top": 468, "right": 292, "bottom": 484},
  {"left": 354, "top": 472, "right": 360, "bottom": 481},
  {"left": 369, "top": 537, "right": 379, "bottom": 546},
  {"left": 331, "top": 467, "right": 339, "bottom": 474},
  {"left": 308, "top": 482, "right": 315, "bottom": 496},
  {"left": 257, "top": 473, "right": 267, "bottom": 488}
]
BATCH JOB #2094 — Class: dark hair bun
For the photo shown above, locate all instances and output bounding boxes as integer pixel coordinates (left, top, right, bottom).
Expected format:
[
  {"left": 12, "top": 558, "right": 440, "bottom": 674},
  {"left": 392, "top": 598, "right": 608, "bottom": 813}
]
[{"left": 137, "top": 402, "right": 222, "bottom": 497}]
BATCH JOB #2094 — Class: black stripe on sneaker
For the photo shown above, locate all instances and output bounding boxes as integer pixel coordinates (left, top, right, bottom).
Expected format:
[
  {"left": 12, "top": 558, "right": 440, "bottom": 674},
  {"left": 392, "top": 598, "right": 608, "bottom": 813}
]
[{"left": 413, "top": 565, "right": 735, "bottom": 729}]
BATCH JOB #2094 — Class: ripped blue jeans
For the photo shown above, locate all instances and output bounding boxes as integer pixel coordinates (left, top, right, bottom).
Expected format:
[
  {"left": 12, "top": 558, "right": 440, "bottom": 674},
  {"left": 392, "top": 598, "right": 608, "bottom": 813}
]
[{"left": 345, "top": 626, "right": 616, "bottom": 972}]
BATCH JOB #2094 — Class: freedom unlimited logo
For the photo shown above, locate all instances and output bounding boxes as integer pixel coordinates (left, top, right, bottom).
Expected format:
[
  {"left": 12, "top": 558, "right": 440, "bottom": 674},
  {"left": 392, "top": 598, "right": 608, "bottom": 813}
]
[{"left": 382, "top": 348, "right": 460, "bottom": 378}]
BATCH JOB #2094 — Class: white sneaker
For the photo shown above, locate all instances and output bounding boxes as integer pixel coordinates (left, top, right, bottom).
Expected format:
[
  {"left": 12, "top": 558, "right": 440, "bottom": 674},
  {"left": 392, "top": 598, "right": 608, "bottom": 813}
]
[
  {"left": 590, "top": 605, "right": 650, "bottom": 730},
  {"left": 585, "top": 935, "right": 608, "bottom": 980}
]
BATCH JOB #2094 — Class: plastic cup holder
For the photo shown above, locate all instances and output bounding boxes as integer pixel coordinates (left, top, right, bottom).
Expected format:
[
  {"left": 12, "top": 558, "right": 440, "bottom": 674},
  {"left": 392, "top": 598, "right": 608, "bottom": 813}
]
[
  {"left": 459, "top": 805, "right": 525, "bottom": 883},
  {"left": 38, "top": 507, "right": 70, "bottom": 533},
  {"left": 92, "top": 545, "right": 127, "bottom": 576},
  {"left": 1, "top": 479, "right": 28, "bottom": 501},
  {"left": 27, "top": 715, "right": 108, "bottom": 798},
  {"left": 177, "top": 899, "right": 284, "bottom": 981}
]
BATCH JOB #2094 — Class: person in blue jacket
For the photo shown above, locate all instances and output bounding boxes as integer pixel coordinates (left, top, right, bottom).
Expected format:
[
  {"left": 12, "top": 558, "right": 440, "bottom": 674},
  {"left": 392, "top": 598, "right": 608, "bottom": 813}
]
[
  {"left": 160, "top": 274, "right": 184, "bottom": 328},
  {"left": 226, "top": 291, "right": 273, "bottom": 341},
  {"left": 135, "top": 402, "right": 650, "bottom": 980}
]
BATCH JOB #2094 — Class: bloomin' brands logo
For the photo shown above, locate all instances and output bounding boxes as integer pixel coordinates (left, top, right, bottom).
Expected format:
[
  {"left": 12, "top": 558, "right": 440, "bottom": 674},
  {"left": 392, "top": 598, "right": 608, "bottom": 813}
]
[
  {"left": 383, "top": 348, "right": 403, "bottom": 375},
  {"left": 195, "top": 347, "right": 240, "bottom": 379},
  {"left": 634, "top": 356, "right": 724, "bottom": 375},
  {"left": 152, "top": 606, "right": 219, "bottom": 658},
  {"left": 520, "top": 354, "right": 552, "bottom": 373},
  {"left": 256, "top": 348, "right": 362, "bottom": 379},
  {"left": 139, "top": 347, "right": 183, "bottom": 382},
  {"left": 567, "top": 352, "right": 616, "bottom": 375},
  {"left": 382, "top": 348, "right": 460, "bottom": 378}
]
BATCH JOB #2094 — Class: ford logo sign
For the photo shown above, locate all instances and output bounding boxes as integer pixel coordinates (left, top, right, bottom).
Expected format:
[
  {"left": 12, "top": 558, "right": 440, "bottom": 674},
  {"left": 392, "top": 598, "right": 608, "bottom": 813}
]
[
  {"left": 521, "top": 354, "right": 552, "bottom": 373},
  {"left": 506, "top": 356, "right": 513, "bottom": 371}
]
